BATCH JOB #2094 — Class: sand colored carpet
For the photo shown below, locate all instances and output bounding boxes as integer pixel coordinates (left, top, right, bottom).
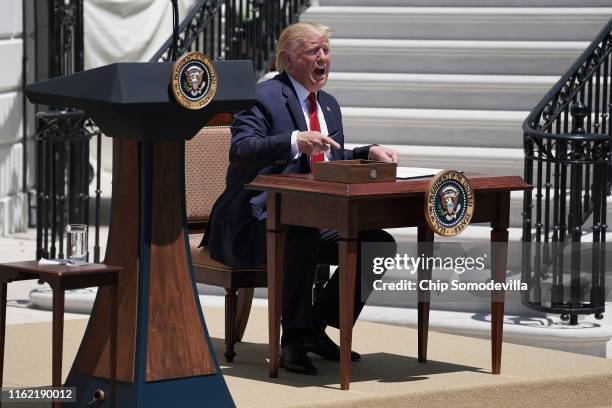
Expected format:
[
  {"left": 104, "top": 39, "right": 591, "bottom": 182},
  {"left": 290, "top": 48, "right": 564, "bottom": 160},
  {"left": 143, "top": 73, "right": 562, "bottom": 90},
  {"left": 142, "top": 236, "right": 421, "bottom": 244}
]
[{"left": 3, "top": 306, "right": 612, "bottom": 408}]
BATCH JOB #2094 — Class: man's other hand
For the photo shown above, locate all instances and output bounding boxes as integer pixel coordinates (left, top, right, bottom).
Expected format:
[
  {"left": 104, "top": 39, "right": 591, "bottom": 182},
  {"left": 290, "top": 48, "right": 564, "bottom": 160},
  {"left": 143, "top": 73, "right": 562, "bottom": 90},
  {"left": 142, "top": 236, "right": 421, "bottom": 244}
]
[
  {"left": 297, "top": 131, "right": 341, "bottom": 156},
  {"left": 369, "top": 145, "right": 399, "bottom": 163}
]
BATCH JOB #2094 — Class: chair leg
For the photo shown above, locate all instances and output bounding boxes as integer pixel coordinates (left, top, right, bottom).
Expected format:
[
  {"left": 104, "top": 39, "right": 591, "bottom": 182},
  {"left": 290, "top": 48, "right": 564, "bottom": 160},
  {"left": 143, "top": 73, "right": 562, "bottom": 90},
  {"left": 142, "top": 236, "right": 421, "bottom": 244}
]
[
  {"left": 235, "top": 288, "right": 254, "bottom": 342},
  {"left": 224, "top": 288, "right": 238, "bottom": 362}
]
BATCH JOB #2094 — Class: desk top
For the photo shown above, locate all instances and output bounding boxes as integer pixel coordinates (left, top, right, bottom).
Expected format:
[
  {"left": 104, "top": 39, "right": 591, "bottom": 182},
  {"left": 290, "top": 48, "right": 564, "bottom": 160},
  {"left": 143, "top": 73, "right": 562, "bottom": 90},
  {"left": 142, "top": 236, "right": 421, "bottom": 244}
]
[
  {"left": 0, "top": 261, "right": 122, "bottom": 281},
  {"left": 247, "top": 173, "right": 531, "bottom": 199}
]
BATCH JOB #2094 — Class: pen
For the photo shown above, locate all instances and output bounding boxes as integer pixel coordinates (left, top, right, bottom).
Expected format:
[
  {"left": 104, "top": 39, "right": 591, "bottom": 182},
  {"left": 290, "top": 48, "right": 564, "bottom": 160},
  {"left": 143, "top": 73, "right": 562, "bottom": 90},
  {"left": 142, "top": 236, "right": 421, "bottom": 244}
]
[{"left": 325, "top": 130, "right": 340, "bottom": 150}]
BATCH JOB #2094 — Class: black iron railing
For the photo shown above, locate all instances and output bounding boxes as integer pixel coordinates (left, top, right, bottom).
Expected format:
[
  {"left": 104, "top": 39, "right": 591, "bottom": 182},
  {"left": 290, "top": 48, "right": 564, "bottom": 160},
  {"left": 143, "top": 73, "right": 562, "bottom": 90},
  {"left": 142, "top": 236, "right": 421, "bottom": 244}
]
[
  {"left": 150, "top": 0, "right": 310, "bottom": 77},
  {"left": 32, "top": 0, "right": 309, "bottom": 260},
  {"left": 35, "top": 111, "right": 103, "bottom": 261},
  {"left": 522, "top": 19, "right": 612, "bottom": 324}
]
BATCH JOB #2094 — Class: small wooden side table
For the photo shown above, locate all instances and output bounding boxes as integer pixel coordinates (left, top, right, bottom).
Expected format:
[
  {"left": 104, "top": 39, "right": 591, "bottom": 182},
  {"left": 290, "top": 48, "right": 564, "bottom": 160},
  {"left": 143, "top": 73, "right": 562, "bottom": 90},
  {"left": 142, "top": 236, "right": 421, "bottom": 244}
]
[{"left": 0, "top": 261, "right": 121, "bottom": 408}]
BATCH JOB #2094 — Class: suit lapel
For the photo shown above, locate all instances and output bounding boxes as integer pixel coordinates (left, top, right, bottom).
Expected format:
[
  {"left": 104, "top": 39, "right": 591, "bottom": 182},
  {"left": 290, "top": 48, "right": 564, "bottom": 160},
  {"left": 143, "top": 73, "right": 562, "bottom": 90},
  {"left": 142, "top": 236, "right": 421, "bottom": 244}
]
[{"left": 279, "top": 72, "right": 308, "bottom": 132}]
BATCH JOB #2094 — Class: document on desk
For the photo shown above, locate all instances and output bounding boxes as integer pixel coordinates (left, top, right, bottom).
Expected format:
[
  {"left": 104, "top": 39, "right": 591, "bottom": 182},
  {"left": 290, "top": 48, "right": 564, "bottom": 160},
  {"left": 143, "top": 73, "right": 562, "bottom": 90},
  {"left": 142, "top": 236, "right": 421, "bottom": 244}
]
[
  {"left": 38, "top": 258, "right": 78, "bottom": 266},
  {"left": 396, "top": 167, "right": 444, "bottom": 180}
]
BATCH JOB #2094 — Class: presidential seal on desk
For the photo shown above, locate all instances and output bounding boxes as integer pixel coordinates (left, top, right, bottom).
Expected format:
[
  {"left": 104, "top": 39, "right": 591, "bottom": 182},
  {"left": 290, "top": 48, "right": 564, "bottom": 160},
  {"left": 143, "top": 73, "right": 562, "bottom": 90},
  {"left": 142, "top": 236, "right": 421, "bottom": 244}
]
[
  {"left": 171, "top": 51, "right": 218, "bottom": 110},
  {"left": 425, "top": 170, "right": 474, "bottom": 236}
]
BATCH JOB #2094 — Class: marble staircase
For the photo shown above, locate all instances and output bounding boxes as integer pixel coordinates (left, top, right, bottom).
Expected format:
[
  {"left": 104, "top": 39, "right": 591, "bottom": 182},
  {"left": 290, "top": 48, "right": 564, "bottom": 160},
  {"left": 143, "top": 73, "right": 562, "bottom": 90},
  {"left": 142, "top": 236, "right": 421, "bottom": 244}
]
[{"left": 298, "top": 0, "right": 612, "bottom": 355}]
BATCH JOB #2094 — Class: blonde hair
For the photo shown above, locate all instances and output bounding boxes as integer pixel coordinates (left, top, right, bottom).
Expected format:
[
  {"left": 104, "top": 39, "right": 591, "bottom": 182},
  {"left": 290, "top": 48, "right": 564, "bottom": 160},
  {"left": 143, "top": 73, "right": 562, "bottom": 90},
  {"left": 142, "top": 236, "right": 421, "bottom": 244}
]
[{"left": 275, "top": 22, "right": 332, "bottom": 73}]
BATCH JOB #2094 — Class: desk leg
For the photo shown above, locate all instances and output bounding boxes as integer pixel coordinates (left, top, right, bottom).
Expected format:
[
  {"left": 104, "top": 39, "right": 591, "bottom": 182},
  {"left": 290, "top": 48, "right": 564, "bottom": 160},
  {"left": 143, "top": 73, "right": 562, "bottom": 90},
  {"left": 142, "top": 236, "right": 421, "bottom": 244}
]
[
  {"left": 110, "top": 285, "right": 117, "bottom": 408},
  {"left": 491, "top": 191, "right": 510, "bottom": 375},
  {"left": 417, "top": 226, "right": 434, "bottom": 363},
  {"left": 266, "top": 192, "right": 284, "bottom": 378},
  {"left": 0, "top": 282, "right": 6, "bottom": 392},
  {"left": 52, "top": 285, "right": 64, "bottom": 408},
  {"left": 338, "top": 238, "right": 357, "bottom": 390}
]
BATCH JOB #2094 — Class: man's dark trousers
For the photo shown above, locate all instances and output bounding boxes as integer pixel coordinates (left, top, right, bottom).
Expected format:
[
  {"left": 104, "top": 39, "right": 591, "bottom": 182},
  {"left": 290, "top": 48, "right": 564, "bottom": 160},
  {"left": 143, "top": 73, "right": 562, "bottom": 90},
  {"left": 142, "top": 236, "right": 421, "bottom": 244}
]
[{"left": 280, "top": 226, "right": 396, "bottom": 346}]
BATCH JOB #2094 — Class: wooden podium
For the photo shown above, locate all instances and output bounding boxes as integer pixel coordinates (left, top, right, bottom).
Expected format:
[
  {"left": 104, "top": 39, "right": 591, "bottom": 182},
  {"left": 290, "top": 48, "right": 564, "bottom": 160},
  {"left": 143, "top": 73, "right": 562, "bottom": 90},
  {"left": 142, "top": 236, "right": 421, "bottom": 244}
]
[
  {"left": 247, "top": 173, "right": 531, "bottom": 390},
  {"left": 26, "top": 61, "right": 255, "bottom": 407}
]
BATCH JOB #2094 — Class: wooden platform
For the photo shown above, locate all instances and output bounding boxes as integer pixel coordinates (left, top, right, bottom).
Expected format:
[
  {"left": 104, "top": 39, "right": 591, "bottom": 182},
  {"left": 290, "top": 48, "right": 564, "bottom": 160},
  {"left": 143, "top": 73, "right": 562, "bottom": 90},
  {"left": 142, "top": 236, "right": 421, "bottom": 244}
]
[{"left": 3, "top": 306, "right": 612, "bottom": 408}]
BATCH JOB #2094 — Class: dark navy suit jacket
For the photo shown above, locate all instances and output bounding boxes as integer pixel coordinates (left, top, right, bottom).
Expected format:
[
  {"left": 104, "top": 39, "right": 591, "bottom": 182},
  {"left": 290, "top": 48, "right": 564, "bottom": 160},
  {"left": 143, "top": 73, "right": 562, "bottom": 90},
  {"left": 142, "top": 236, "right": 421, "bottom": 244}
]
[{"left": 203, "top": 72, "right": 371, "bottom": 267}]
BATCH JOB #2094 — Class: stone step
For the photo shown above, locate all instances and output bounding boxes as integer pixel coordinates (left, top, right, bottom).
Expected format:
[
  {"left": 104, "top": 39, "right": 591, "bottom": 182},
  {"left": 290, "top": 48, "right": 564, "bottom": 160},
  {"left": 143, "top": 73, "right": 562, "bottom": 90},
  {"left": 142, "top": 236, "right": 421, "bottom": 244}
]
[
  {"left": 341, "top": 107, "right": 527, "bottom": 148},
  {"left": 303, "top": 7, "right": 611, "bottom": 41},
  {"left": 319, "top": 0, "right": 612, "bottom": 7},
  {"left": 359, "top": 306, "right": 612, "bottom": 358},
  {"left": 327, "top": 73, "right": 558, "bottom": 110},
  {"left": 331, "top": 39, "right": 587, "bottom": 75}
]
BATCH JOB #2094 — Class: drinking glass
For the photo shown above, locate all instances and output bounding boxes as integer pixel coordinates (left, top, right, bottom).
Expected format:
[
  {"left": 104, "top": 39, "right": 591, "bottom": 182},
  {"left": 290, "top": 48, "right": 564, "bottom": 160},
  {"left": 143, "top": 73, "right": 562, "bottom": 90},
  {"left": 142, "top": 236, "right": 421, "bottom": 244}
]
[{"left": 66, "top": 224, "right": 88, "bottom": 265}]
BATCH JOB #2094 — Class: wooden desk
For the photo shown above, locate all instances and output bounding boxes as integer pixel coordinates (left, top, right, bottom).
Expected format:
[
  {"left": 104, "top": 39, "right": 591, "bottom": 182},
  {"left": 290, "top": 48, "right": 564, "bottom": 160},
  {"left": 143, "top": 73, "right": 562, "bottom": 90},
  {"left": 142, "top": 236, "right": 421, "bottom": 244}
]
[
  {"left": 0, "top": 261, "right": 121, "bottom": 407},
  {"left": 247, "top": 173, "right": 530, "bottom": 390}
]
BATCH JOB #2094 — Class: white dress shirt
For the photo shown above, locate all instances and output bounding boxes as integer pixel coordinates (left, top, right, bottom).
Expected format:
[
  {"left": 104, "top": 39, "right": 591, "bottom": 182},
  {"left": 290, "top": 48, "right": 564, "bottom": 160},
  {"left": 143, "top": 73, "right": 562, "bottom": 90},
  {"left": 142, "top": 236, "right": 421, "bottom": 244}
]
[{"left": 288, "top": 75, "right": 331, "bottom": 161}]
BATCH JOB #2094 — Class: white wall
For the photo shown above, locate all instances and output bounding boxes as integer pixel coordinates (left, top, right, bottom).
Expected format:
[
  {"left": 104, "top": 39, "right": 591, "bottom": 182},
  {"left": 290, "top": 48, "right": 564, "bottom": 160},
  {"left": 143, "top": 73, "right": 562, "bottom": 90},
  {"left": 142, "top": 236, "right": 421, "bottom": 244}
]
[{"left": 0, "top": 0, "right": 27, "bottom": 236}]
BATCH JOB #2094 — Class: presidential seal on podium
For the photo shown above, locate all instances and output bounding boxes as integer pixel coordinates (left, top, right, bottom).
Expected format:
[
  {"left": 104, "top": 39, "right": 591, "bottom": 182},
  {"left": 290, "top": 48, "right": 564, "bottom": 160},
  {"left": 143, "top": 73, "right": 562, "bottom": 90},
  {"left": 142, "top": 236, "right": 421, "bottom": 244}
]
[
  {"left": 425, "top": 170, "right": 475, "bottom": 236},
  {"left": 172, "top": 51, "right": 218, "bottom": 110}
]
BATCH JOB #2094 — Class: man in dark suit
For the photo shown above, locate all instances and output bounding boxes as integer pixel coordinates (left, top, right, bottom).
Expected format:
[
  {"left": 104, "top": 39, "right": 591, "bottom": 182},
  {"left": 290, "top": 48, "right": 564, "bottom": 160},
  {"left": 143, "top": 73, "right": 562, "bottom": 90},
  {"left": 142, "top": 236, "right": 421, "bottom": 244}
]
[{"left": 204, "top": 22, "right": 398, "bottom": 375}]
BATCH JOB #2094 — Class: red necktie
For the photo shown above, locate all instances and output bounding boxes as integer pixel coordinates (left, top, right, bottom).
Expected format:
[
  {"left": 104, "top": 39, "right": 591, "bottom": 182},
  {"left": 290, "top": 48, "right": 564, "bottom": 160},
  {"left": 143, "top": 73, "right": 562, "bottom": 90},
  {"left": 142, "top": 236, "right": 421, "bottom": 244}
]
[{"left": 308, "top": 92, "right": 324, "bottom": 173}]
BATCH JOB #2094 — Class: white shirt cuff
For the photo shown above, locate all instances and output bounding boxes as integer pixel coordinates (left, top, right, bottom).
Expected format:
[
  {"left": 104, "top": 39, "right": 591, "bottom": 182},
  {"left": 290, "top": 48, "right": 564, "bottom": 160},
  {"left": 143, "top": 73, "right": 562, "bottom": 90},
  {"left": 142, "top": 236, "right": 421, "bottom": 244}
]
[{"left": 290, "top": 130, "right": 300, "bottom": 159}]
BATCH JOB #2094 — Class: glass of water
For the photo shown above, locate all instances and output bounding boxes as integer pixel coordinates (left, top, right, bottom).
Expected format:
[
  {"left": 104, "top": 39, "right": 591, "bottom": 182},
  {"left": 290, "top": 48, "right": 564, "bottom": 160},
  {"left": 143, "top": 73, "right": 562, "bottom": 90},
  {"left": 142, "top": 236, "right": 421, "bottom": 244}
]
[{"left": 66, "top": 224, "right": 88, "bottom": 265}]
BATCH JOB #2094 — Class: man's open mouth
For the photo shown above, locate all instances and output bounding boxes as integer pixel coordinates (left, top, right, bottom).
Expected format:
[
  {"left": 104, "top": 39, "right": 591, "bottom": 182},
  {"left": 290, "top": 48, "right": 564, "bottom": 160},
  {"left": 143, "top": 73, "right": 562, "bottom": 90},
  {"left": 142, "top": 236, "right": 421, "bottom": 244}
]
[{"left": 314, "top": 68, "right": 326, "bottom": 76}]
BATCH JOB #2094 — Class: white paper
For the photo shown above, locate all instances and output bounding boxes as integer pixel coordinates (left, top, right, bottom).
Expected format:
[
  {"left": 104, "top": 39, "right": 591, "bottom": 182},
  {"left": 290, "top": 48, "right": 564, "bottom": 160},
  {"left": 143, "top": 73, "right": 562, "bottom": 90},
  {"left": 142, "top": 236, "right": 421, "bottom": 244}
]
[
  {"left": 396, "top": 167, "right": 443, "bottom": 180},
  {"left": 38, "top": 258, "right": 75, "bottom": 266}
]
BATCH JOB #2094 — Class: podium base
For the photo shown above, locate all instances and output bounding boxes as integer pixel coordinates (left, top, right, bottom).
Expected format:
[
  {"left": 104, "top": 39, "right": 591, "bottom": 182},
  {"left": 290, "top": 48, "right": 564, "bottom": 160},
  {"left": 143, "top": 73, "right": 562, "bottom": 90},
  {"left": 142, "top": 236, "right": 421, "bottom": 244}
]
[{"left": 65, "top": 371, "right": 234, "bottom": 407}]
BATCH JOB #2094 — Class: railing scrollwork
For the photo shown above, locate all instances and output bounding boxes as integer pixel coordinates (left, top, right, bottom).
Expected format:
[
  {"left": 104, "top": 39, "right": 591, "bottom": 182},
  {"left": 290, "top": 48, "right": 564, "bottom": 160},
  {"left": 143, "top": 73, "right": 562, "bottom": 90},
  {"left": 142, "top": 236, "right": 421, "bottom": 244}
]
[{"left": 522, "top": 19, "right": 612, "bottom": 324}]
